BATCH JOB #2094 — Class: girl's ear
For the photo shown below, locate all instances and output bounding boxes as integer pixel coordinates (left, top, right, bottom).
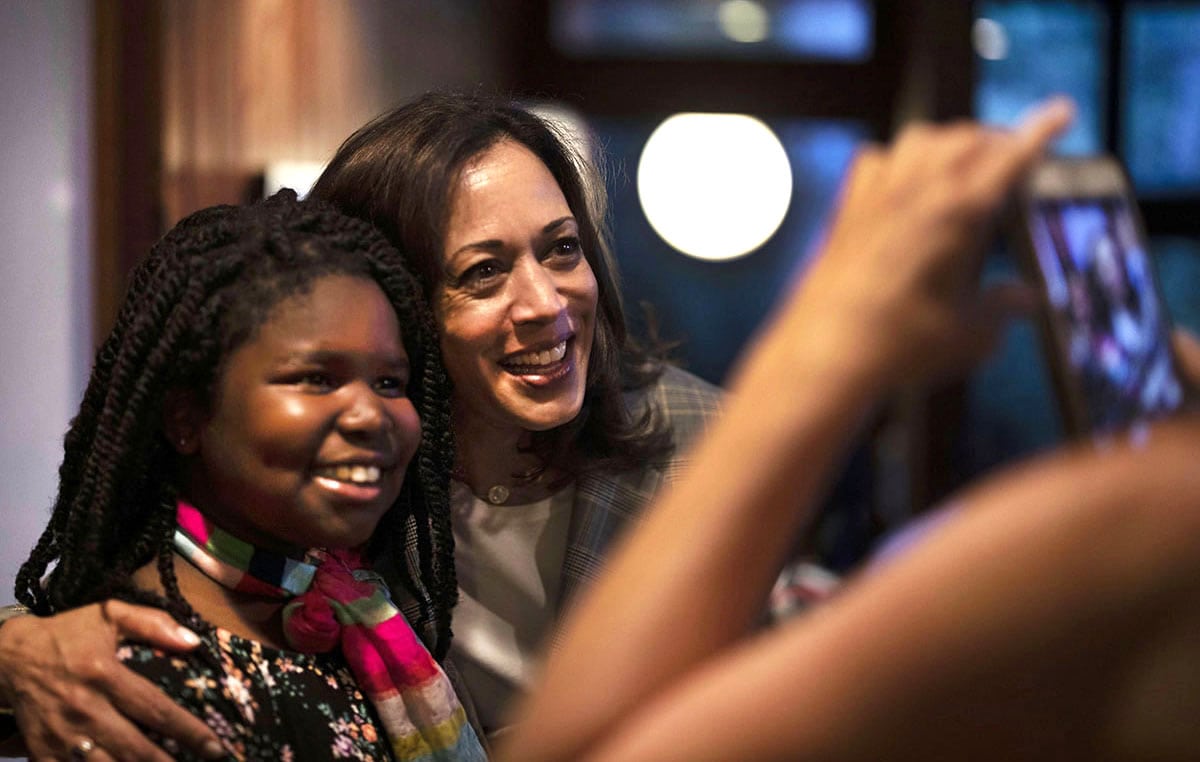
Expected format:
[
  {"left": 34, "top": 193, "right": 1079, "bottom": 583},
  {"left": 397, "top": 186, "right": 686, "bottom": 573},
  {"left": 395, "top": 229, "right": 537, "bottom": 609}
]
[{"left": 162, "top": 388, "right": 203, "bottom": 455}]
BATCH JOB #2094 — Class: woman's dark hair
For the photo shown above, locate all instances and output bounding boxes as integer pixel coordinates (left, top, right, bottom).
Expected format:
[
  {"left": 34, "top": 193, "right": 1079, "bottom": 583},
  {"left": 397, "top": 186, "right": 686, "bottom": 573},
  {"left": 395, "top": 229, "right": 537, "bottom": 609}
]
[
  {"left": 15, "top": 191, "right": 459, "bottom": 658},
  {"left": 310, "top": 91, "right": 673, "bottom": 474}
]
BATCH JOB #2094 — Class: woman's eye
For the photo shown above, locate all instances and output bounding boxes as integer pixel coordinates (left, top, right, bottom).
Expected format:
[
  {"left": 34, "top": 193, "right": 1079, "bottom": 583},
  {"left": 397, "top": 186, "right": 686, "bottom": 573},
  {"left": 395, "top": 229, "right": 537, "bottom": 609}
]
[
  {"left": 457, "top": 260, "right": 503, "bottom": 289},
  {"left": 374, "top": 376, "right": 408, "bottom": 397},
  {"left": 549, "top": 236, "right": 583, "bottom": 260}
]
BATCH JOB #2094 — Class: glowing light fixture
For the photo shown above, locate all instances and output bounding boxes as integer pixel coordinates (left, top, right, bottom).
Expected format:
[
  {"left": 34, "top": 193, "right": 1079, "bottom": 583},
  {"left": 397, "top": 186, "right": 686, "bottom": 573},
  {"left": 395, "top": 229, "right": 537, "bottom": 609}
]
[
  {"left": 718, "top": 0, "right": 770, "bottom": 44},
  {"left": 972, "top": 17, "right": 1009, "bottom": 61},
  {"left": 637, "top": 113, "right": 792, "bottom": 261}
]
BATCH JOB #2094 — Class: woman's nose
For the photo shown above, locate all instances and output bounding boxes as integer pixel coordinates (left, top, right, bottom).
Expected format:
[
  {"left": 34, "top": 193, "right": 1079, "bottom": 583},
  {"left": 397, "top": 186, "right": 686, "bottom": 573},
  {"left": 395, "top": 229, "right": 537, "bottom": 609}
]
[{"left": 510, "top": 257, "right": 566, "bottom": 324}]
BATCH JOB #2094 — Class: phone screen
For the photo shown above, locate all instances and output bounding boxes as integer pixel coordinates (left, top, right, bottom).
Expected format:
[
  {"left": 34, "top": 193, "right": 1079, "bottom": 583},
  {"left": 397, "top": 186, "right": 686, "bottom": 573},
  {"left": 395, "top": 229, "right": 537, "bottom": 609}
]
[{"left": 1026, "top": 196, "right": 1184, "bottom": 434}]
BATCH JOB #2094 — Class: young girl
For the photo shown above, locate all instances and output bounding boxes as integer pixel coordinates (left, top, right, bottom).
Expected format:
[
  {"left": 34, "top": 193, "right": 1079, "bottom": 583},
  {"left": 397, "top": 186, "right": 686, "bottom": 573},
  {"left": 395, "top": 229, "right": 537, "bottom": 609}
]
[{"left": 10, "top": 193, "right": 484, "bottom": 761}]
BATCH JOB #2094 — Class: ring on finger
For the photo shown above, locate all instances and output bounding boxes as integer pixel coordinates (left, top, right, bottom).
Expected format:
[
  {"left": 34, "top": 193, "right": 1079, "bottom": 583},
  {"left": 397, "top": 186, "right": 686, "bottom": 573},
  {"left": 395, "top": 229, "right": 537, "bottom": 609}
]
[{"left": 70, "top": 736, "right": 97, "bottom": 760}]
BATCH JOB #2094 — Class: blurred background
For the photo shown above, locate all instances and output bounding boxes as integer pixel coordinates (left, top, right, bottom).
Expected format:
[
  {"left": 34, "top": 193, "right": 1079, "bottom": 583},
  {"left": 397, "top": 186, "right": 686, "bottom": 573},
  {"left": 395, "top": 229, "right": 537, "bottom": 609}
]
[{"left": 3, "top": 0, "right": 1199, "bottom": 603}]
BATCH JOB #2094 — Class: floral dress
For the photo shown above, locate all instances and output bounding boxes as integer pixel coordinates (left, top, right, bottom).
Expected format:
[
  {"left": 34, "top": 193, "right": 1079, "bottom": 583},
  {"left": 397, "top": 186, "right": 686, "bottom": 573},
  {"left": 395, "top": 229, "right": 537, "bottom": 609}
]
[{"left": 119, "top": 627, "right": 394, "bottom": 761}]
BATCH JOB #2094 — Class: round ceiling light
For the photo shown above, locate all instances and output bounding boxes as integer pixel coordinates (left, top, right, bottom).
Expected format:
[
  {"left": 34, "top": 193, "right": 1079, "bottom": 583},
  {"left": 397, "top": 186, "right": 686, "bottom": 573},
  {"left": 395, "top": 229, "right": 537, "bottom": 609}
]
[{"left": 637, "top": 113, "right": 792, "bottom": 261}]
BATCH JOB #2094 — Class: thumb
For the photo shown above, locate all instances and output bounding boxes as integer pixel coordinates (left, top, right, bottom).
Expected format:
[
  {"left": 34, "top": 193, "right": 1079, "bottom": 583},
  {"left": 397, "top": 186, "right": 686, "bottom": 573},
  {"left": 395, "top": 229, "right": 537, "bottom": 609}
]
[
  {"left": 1172, "top": 328, "right": 1200, "bottom": 392},
  {"left": 965, "top": 280, "right": 1036, "bottom": 363}
]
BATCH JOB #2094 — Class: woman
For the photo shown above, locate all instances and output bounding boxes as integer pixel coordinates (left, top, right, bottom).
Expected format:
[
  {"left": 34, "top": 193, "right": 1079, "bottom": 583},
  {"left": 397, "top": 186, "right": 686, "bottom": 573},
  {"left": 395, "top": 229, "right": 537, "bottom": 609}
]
[
  {"left": 501, "top": 98, "right": 1200, "bottom": 761},
  {"left": 308, "top": 92, "right": 725, "bottom": 737},
  {"left": 0, "top": 92, "right": 722, "bottom": 755},
  {"left": 0, "top": 193, "right": 485, "bottom": 760}
]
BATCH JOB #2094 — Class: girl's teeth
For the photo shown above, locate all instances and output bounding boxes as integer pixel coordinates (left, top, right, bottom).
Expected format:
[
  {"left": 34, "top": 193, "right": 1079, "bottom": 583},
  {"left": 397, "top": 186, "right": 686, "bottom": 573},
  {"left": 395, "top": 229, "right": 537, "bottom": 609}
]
[
  {"left": 508, "top": 341, "right": 567, "bottom": 367},
  {"left": 321, "top": 465, "right": 381, "bottom": 484}
]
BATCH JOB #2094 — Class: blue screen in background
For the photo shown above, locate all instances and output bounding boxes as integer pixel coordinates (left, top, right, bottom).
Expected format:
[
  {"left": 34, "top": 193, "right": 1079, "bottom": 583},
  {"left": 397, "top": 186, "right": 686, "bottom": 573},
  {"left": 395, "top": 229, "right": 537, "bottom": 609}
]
[
  {"left": 974, "top": 0, "right": 1106, "bottom": 155},
  {"left": 967, "top": 0, "right": 1200, "bottom": 472},
  {"left": 551, "top": 0, "right": 873, "bottom": 61},
  {"left": 1123, "top": 4, "right": 1200, "bottom": 195}
]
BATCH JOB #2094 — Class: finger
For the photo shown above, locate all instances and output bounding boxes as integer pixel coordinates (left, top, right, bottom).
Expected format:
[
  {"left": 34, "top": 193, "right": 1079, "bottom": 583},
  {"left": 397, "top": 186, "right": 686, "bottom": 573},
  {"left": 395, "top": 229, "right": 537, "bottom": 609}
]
[
  {"left": 829, "top": 146, "right": 887, "bottom": 227},
  {"left": 15, "top": 681, "right": 179, "bottom": 762},
  {"left": 986, "top": 97, "right": 1076, "bottom": 193},
  {"left": 840, "top": 145, "right": 887, "bottom": 205},
  {"left": 887, "top": 122, "right": 940, "bottom": 175},
  {"left": 62, "top": 735, "right": 115, "bottom": 762},
  {"left": 98, "top": 601, "right": 201, "bottom": 652},
  {"left": 1172, "top": 328, "right": 1200, "bottom": 390},
  {"left": 973, "top": 280, "right": 1037, "bottom": 349},
  {"left": 84, "top": 745, "right": 119, "bottom": 762},
  {"left": 926, "top": 281, "right": 1036, "bottom": 380},
  {"left": 817, "top": 146, "right": 886, "bottom": 254},
  {"left": 105, "top": 667, "right": 224, "bottom": 759},
  {"left": 34, "top": 690, "right": 197, "bottom": 762},
  {"left": 18, "top": 716, "right": 164, "bottom": 762},
  {"left": 964, "top": 98, "right": 1076, "bottom": 209},
  {"left": 1013, "top": 96, "right": 1076, "bottom": 161},
  {"left": 47, "top": 708, "right": 177, "bottom": 762},
  {"left": 918, "top": 121, "right": 993, "bottom": 178}
]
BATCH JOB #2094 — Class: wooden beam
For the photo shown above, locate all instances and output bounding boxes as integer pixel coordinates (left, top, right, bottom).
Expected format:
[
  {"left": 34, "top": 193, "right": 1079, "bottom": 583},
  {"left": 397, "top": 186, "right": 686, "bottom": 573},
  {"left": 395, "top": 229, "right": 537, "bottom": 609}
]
[{"left": 93, "top": 0, "right": 163, "bottom": 345}]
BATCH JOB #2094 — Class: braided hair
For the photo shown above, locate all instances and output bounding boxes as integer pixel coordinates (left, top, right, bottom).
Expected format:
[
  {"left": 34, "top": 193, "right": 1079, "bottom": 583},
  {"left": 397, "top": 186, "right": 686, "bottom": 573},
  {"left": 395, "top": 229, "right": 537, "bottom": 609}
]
[{"left": 15, "top": 190, "right": 459, "bottom": 658}]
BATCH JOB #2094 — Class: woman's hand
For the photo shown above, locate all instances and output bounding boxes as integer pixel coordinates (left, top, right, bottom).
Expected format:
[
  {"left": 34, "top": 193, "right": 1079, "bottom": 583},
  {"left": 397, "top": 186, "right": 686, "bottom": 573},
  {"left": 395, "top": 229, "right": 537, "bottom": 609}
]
[
  {"left": 0, "top": 602, "right": 224, "bottom": 761},
  {"left": 754, "top": 99, "right": 1074, "bottom": 395},
  {"left": 1173, "top": 328, "right": 1200, "bottom": 394},
  {"left": 500, "top": 100, "right": 1075, "bottom": 762}
]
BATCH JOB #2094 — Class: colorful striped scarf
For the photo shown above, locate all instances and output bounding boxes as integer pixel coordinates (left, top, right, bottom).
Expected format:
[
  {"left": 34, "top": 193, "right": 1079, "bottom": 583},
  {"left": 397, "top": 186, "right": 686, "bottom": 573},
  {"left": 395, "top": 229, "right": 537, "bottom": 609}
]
[{"left": 175, "top": 500, "right": 486, "bottom": 761}]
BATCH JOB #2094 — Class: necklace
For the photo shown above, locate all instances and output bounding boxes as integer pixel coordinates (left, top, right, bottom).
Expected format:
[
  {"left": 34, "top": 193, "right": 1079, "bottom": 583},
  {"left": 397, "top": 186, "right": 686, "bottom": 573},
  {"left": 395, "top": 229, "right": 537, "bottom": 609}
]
[{"left": 451, "top": 461, "right": 547, "bottom": 505}]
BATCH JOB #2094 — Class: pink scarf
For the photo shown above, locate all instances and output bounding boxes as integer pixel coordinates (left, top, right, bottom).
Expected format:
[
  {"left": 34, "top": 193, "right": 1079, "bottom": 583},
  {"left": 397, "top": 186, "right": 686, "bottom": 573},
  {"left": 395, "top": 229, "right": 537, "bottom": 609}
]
[{"left": 175, "top": 500, "right": 485, "bottom": 761}]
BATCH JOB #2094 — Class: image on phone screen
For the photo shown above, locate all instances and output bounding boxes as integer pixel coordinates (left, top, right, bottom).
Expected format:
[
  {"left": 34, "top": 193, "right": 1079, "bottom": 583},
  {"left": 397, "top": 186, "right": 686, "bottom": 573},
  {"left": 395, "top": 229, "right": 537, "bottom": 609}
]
[{"left": 1027, "top": 197, "right": 1184, "bottom": 433}]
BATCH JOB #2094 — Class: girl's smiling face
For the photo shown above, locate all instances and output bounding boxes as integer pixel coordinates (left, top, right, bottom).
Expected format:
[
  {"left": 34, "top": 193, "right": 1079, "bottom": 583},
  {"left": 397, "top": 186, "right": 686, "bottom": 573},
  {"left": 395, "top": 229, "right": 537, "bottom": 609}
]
[{"left": 174, "top": 275, "right": 421, "bottom": 554}]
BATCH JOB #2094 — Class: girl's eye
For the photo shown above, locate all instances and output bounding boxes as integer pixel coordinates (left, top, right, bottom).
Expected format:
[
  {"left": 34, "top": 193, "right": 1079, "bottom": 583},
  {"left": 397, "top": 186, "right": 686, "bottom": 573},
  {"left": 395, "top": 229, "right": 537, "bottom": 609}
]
[
  {"left": 293, "top": 372, "right": 334, "bottom": 391},
  {"left": 374, "top": 376, "right": 408, "bottom": 398}
]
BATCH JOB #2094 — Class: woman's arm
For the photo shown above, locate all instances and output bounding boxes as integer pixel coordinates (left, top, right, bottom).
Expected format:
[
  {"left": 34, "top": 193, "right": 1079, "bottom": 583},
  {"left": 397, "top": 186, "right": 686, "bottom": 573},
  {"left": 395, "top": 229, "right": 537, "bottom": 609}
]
[
  {"left": 1174, "top": 328, "right": 1200, "bottom": 395},
  {"left": 500, "top": 101, "right": 1074, "bottom": 762},
  {"left": 577, "top": 417, "right": 1200, "bottom": 761},
  {"left": 0, "top": 601, "right": 224, "bottom": 760}
]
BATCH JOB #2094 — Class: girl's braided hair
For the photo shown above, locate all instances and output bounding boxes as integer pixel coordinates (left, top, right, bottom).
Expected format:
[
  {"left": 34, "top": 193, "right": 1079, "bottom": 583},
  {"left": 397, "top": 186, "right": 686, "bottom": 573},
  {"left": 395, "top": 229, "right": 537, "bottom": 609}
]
[{"left": 15, "top": 190, "right": 459, "bottom": 658}]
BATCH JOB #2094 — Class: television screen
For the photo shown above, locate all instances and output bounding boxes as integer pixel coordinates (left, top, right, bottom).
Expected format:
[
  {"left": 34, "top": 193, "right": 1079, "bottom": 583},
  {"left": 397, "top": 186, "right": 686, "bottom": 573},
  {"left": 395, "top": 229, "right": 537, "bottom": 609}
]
[
  {"left": 974, "top": 0, "right": 1106, "bottom": 155},
  {"left": 1123, "top": 4, "right": 1200, "bottom": 194},
  {"left": 551, "top": 0, "right": 873, "bottom": 61}
]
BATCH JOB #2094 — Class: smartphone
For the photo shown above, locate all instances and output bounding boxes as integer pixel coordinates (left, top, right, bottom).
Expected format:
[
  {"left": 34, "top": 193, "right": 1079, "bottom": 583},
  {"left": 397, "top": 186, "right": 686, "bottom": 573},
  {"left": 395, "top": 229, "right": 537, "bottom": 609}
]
[{"left": 1010, "top": 155, "right": 1186, "bottom": 439}]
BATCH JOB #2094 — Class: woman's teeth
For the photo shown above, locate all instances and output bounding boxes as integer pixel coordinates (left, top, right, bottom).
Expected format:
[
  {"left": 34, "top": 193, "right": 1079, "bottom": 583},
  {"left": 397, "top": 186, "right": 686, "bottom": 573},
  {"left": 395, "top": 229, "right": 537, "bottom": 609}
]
[
  {"left": 315, "top": 465, "right": 381, "bottom": 484},
  {"left": 506, "top": 341, "right": 567, "bottom": 367}
]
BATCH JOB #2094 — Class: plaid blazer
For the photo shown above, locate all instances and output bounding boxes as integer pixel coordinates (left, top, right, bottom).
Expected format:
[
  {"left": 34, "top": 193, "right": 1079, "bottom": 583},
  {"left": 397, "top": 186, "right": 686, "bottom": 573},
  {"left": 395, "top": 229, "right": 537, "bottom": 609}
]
[
  {"left": 396, "top": 364, "right": 720, "bottom": 744},
  {"left": 398, "top": 365, "right": 723, "bottom": 743},
  {"left": 554, "top": 364, "right": 724, "bottom": 620}
]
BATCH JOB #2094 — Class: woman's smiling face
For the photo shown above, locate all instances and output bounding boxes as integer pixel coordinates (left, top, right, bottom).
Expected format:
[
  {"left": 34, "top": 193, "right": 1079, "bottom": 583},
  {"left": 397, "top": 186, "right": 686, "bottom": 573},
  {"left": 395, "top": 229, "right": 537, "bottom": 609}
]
[
  {"left": 437, "top": 139, "right": 599, "bottom": 436},
  {"left": 176, "top": 275, "right": 421, "bottom": 554}
]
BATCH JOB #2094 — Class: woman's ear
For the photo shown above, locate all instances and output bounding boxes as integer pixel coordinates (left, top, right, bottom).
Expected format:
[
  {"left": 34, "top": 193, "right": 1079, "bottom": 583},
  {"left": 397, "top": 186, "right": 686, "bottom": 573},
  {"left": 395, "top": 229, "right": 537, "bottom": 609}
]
[{"left": 162, "top": 388, "right": 203, "bottom": 455}]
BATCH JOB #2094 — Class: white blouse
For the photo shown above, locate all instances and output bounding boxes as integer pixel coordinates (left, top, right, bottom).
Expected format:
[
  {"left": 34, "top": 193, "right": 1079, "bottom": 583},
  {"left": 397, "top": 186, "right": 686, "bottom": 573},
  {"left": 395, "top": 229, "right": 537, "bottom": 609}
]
[{"left": 447, "top": 479, "right": 576, "bottom": 737}]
